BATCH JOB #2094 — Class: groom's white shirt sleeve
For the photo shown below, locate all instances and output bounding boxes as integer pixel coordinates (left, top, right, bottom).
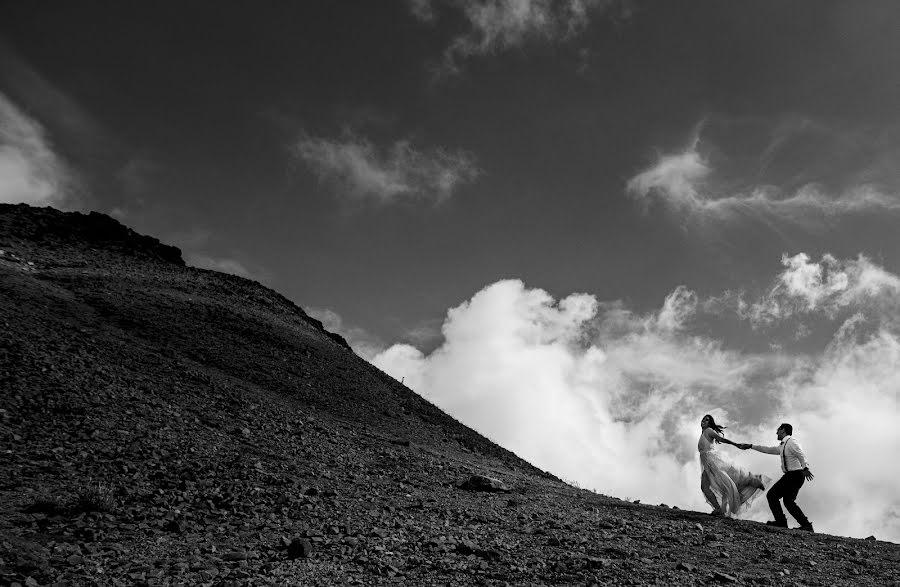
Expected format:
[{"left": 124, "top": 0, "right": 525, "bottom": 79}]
[{"left": 751, "top": 437, "right": 810, "bottom": 470}]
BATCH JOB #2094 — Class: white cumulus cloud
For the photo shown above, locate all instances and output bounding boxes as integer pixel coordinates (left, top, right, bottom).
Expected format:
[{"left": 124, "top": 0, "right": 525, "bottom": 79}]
[
  {"left": 370, "top": 259, "right": 900, "bottom": 541},
  {"left": 293, "top": 132, "right": 479, "bottom": 204},
  {"left": 745, "top": 253, "right": 900, "bottom": 329},
  {"left": 0, "top": 92, "right": 79, "bottom": 209}
]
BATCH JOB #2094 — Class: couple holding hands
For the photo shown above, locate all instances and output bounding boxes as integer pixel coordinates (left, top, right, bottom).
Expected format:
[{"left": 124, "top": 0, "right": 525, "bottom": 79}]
[{"left": 698, "top": 415, "right": 815, "bottom": 532}]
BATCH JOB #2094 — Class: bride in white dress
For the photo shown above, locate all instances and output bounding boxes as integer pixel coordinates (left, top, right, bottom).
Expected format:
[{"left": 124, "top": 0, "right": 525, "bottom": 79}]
[{"left": 699, "top": 414, "right": 768, "bottom": 517}]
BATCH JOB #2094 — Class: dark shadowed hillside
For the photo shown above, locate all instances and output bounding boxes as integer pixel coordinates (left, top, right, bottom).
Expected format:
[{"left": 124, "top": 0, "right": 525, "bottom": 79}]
[{"left": 1, "top": 204, "right": 898, "bottom": 587}]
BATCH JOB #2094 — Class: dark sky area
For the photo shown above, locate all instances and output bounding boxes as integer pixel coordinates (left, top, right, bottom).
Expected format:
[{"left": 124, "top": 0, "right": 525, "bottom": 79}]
[{"left": 4, "top": 2, "right": 900, "bottom": 349}]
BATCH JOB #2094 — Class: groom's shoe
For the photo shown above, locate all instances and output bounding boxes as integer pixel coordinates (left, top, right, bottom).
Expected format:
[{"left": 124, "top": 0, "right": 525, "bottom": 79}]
[
  {"left": 798, "top": 523, "right": 815, "bottom": 533},
  {"left": 765, "top": 520, "right": 788, "bottom": 528}
]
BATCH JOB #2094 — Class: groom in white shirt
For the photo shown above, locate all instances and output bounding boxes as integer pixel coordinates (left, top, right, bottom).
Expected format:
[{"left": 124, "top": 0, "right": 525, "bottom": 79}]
[{"left": 746, "top": 422, "right": 815, "bottom": 532}]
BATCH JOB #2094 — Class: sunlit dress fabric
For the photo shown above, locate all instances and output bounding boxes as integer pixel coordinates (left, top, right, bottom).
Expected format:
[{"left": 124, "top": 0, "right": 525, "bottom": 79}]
[{"left": 699, "top": 448, "right": 769, "bottom": 517}]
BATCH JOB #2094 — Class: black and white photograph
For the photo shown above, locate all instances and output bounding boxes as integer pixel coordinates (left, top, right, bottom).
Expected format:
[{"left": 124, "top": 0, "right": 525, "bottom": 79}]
[{"left": 2, "top": 1, "right": 900, "bottom": 585}]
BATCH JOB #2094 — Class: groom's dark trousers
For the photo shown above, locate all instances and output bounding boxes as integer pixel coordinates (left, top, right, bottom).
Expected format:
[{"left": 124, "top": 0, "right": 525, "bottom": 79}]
[{"left": 767, "top": 470, "right": 810, "bottom": 525}]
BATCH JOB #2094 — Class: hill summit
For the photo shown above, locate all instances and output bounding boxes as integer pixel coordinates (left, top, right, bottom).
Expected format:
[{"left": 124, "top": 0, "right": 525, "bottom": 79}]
[{"left": 1, "top": 203, "right": 898, "bottom": 586}]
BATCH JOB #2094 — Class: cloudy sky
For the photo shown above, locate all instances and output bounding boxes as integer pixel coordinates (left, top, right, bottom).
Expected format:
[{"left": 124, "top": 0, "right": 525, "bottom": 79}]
[{"left": 3, "top": 1, "right": 900, "bottom": 540}]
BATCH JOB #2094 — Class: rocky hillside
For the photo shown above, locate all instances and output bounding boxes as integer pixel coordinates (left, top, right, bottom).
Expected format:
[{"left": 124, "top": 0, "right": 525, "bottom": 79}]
[{"left": 1, "top": 203, "right": 898, "bottom": 587}]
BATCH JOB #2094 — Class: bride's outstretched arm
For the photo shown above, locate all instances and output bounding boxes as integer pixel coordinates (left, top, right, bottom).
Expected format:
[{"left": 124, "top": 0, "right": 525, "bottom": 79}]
[{"left": 709, "top": 429, "right": 745, "bottom": 448}]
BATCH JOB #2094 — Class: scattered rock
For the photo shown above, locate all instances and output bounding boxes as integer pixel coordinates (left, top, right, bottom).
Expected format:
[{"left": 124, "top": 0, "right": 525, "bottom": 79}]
[
  {"left": 286, "top": 539, "right": 313, "bottom": 560},
  {"left": 712, "top": 571, "right": 737, "bottom": 582},
  {"left": 458, "top": 475, "right": 509, "bottom": 493},
  {"left": 222, "top": 550, "right": 249, "bottom": 561}
]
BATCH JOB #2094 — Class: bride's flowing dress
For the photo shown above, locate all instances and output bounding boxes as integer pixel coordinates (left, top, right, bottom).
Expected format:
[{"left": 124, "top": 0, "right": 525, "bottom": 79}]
[{"left": 699, "top": 434, "right": 769, "bottom": 517}]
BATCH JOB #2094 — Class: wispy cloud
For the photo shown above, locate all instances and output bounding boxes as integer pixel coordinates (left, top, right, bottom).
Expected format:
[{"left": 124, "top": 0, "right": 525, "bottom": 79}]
[
  {"left": 371, "top": 255, "right": 900, "bottom": 541},
  {"left": 408, "top": 0, "right": 437, "bottom": 22},
  {"left": 305, "top": 307, "right": 386, "bottom": 360},
  {"left": 292, "top": 132, "right": 479, "bottom": 204},
  {"left": 410, "top": 0, "right": 632, "bottom": 76},
  {"left": 626, "top": 120, "right": 900, "bottom": 229},
  {"left": 117, "top": 156, "right": 158, "bottom": 200},
  {"left": 107, "top": 156, "right": 161, "bottom": 223},
  {"left": 170, "top": 227, "right": 267, "bottom": 282},
  {"left": 403, "top": 317, "right": 445, "bottom": 348},
  {"left": 185, "top": 253, "right": 261, "bottom": 281},
  {"left": 0, "top": 92, "right": 80, "bottom": 209},
  {"left": 305, "top": 308, "right": 444, "bottom": 359},
  {"left": 0, "top": 44, "right": 103, "bottom": 147},
  {"left": 625, "top": 135, "right": 710, "bottom": 213}
]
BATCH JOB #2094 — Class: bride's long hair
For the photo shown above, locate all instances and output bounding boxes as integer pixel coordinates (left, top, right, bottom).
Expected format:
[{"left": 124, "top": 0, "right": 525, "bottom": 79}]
[{"left": 703, "top": 414, "right": 727, "bottom": 442}]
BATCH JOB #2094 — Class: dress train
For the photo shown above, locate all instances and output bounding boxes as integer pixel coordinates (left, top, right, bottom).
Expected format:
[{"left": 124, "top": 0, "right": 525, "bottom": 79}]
[{"left": 699, "top": 449, "right": 769, "bottom": 517}]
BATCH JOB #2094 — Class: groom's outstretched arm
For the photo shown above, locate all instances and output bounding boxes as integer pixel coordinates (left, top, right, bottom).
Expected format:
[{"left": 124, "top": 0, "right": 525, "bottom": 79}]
[{"left": 749, "top": 443, "right": 780, "bottom": 455}]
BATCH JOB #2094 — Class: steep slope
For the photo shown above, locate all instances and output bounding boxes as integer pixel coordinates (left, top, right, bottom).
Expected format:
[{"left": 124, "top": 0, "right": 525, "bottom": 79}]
[{"left": 1, "top": 203, "right": 898, "bottom": 587}]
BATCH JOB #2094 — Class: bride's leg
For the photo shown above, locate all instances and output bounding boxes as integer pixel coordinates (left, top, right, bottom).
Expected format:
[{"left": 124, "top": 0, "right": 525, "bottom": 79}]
[{"left": 701, "top": 471, "right": 722, "bottom": 513}]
